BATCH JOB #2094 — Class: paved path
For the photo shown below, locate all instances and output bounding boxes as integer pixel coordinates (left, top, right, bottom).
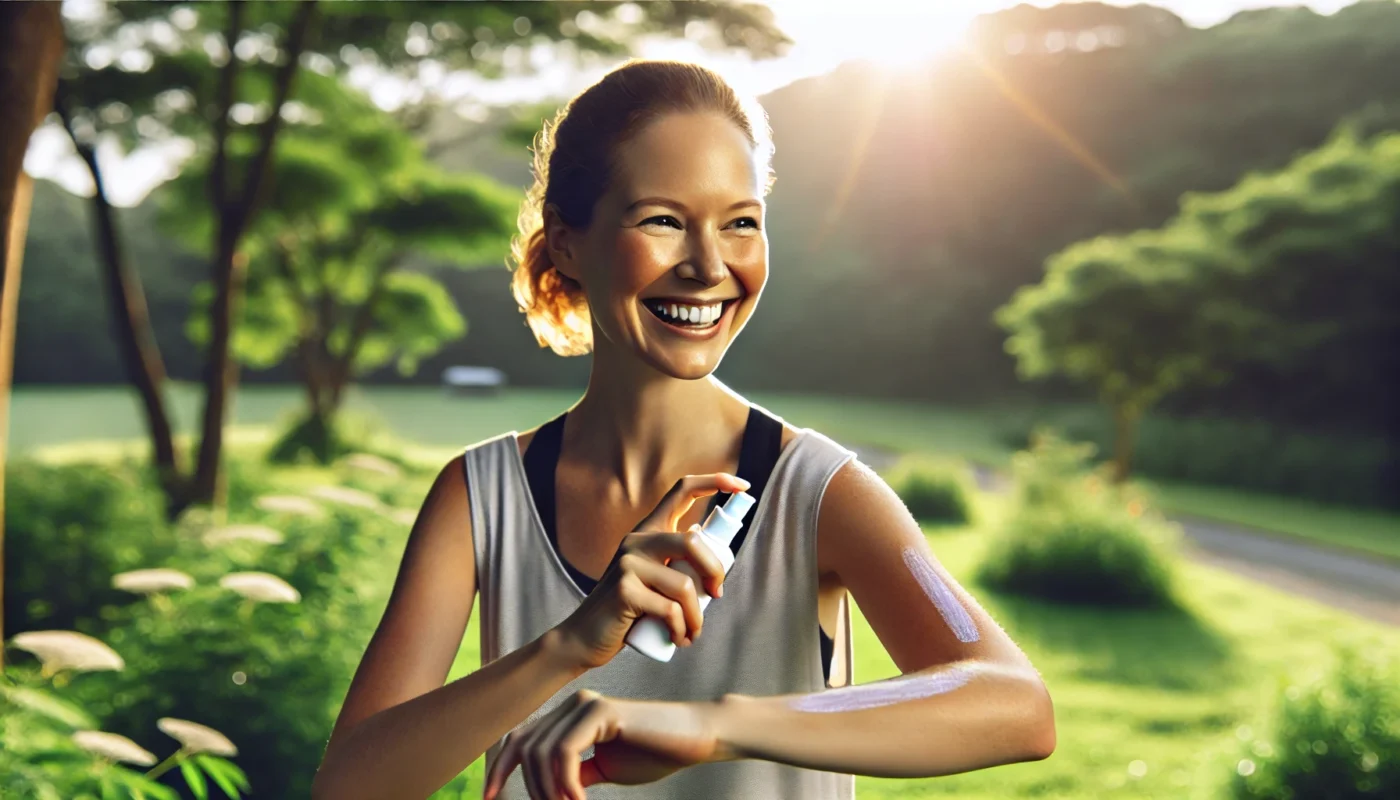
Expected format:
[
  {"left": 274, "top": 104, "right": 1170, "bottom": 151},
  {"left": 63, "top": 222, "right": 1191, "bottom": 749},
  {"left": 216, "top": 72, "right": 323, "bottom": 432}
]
[{"left": 849, "top": 446, "right": 1400, "bottom": 627}]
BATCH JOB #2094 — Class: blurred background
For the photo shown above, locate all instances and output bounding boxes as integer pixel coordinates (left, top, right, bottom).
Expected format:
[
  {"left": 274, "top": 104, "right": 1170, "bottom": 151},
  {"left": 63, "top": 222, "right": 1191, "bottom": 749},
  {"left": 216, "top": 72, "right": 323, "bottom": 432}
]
[{"left": 1, "top": 1, "right": 1396, "bottom": 798}]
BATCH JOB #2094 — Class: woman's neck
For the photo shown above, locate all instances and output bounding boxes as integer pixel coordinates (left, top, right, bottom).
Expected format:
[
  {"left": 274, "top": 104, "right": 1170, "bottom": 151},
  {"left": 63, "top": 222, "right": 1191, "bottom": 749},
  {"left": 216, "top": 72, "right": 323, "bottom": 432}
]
[{"left": 564, "top": 349, "right": 748, "bottom": 507}]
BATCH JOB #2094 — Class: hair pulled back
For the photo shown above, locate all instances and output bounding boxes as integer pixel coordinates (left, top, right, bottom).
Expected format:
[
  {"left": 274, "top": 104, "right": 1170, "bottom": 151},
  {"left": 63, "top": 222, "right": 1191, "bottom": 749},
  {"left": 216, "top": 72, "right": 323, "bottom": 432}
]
[{"left": 509, "top": 60, "right": 773, "bottom": 356}]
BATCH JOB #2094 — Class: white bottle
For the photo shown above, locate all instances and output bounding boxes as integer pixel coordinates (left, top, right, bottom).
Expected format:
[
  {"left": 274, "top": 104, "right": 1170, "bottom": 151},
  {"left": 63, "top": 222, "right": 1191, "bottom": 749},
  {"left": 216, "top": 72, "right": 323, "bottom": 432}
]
[{"left": 625, "top": 491, "right": 756, "bottom": 662}]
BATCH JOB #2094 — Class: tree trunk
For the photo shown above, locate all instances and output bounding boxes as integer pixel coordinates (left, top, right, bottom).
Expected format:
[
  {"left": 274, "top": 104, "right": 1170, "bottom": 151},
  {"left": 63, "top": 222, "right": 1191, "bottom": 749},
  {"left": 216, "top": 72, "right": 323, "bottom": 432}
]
[
  {"left": 57, "top": 92, "right": 184, "bottom": 508},
  {"left": 0, "top": 0, "right": 64, "bottom": 668},
  {"left": 1111, "top": 404, "right": 1140, "bottom": 483},
  {"left": 188, "top": 0, "right": 318, "bottom": 508}
]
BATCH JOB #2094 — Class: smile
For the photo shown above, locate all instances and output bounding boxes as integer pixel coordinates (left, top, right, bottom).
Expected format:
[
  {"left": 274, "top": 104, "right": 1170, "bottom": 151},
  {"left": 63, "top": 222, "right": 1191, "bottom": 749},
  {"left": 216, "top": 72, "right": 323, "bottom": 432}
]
[{"left": 643, "top": 299, "right": 733, "bottom": 329}]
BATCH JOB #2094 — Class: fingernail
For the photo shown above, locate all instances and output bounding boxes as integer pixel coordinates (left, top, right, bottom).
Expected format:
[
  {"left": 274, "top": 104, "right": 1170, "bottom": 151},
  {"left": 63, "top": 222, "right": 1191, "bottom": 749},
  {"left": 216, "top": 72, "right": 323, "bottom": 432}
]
[{"left": 737, "top": 478, "right": 751, "bottom": 489}]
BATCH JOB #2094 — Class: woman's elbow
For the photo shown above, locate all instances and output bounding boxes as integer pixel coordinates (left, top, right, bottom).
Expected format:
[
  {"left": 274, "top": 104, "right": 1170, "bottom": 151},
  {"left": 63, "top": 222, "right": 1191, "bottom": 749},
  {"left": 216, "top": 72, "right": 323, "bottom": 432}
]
[{"left": 1022, "top": 681, "right": 1057, "bottom": 761}]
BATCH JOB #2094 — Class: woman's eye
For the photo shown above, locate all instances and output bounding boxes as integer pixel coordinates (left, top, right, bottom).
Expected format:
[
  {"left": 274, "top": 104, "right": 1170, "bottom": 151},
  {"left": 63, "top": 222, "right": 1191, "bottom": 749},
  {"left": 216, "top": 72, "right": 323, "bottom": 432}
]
[
  {"left": 730, "top": 217, "right": 761, "bottom": 230},
  {"left": 641, "top": 215, "right": 682, "bottom": 229}
]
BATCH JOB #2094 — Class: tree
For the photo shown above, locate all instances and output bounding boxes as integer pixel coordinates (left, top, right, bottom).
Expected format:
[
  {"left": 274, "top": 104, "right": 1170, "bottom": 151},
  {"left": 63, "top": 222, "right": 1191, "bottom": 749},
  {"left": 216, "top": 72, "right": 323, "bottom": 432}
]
[
  {"left": 0, "top": 0, "right": 65, "bottom": 670},
  {"left": 53, "top": 0, "right": 789, "bottom": 516},
  {"left": 996, "top": 227, "right": 1261, "bottom": 481},
  {"left": 165, "top": 73, "right": 519, "bottom": 462},
  {"left": 998, "top": 125, "right": 1400, "bottom": 482}
]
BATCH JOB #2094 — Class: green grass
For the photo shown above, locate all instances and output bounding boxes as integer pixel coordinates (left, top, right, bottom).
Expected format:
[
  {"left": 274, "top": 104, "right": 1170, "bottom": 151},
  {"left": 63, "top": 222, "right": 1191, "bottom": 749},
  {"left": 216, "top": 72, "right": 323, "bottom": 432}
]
[
  {"left": 432, "top": 495, "right": 1399, "bottom": 799},
  {"left": 1145, "top": 480, "right": 1400, "bottom": 564},
  {"left": 11, "top": 383, "right": 1398, "bottom": 561}
]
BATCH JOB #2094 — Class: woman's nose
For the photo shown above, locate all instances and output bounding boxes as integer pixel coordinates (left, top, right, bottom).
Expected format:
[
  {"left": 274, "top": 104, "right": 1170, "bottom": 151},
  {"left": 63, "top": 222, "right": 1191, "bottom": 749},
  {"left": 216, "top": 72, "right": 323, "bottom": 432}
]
[{"left": 676, "top": 230, "right": 727, "bottom": 285}]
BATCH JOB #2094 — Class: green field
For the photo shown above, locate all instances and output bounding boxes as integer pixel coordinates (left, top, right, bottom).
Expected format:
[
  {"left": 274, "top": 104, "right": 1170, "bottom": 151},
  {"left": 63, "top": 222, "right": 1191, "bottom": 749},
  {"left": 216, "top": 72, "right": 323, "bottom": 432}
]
[{"left": 11, "top": 384, "right": 1398, "bottom": 562}]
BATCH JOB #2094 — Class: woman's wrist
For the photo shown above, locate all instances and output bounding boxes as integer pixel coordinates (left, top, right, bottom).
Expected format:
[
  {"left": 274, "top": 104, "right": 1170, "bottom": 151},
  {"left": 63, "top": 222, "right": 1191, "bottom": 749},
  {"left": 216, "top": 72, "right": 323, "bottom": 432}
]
[
  {"left": 537, "top": 626, "right": 591, "bottom": 681},
  {"left": 698, "top": 693, "right": 755, "bottom": 764}
]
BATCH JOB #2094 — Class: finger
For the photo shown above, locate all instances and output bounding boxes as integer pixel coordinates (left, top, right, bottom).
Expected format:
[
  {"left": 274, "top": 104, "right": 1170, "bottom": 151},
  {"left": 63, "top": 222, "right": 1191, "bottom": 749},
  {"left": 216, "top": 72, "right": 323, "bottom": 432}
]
[
  {"left": 483, "top": 731, "right": 524, "bottom": 800},
  {"left": 680, "top": 525, "right": 728, "bottom": 598},
  {"left": 520, "top": 695, "right": 589, "bottom": 800},
  {"left": 618, "top": 570, "right": 690, "bottom": 647},
  {"left": 579, "top": 757, "right": 608, "bottom": 790},
  {"left": 558, "top": 706, "right": 615, "bottom": 792},
  {"left": 548, "top": 698, "right": 602, "bottom": 800},
  {"left": 630, "top": 558, "right": 704, "bottom": 643},
  {"left": 626, "top": 530, "right": 726, "bottom": 596},
  {"left": 636, "top": 473, "right": 750, "bottom": 532}
]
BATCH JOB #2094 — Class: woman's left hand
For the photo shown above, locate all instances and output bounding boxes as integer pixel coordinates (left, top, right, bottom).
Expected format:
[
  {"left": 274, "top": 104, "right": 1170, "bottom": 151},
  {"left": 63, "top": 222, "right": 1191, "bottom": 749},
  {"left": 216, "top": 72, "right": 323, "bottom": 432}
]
[{"left": 482, "top": 689, "right": 727, "bottom": 800}]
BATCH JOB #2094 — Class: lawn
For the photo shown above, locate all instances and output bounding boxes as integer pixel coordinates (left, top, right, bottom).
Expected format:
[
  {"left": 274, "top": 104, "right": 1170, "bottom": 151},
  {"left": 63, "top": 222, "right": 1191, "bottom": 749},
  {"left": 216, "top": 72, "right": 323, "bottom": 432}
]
[
  {"left": 434, "top": 494, "right": 1399, "bottom": 799},
  {"left": 11, "top": 384, "right": 1397, "bottom": 562}
]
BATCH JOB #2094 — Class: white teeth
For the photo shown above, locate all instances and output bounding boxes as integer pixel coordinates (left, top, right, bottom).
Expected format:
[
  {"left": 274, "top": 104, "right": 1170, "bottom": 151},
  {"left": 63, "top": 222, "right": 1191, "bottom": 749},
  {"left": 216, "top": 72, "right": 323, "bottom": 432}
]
[{"left": 650, "top": 300, "right": 726, "bottom": 325}]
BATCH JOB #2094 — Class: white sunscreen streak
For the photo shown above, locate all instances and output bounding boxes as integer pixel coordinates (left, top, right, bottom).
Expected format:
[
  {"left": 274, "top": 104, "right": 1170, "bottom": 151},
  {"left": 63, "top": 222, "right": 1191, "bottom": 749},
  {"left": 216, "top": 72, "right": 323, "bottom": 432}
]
[
  {"left": 902, "top": 546, "right": 979, "bottom": 643},
  {"left": 790, "top": 665, "right": 975, "bottom": 713}
]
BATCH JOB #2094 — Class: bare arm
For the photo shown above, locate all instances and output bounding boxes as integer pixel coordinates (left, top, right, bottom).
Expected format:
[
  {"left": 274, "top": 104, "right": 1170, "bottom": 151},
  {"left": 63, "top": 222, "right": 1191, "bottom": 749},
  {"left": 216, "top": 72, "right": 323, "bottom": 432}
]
[
  {"left": 311, "top": 456, "right": 586, "bottom": 800},
  {"left": 707, "top": 458, "right": 1055, "bottom": 775}
]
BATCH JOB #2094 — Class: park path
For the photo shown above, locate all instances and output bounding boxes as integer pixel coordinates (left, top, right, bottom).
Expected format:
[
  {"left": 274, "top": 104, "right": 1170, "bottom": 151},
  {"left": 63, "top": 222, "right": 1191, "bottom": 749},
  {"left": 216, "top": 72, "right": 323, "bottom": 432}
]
[{"left": 846, "top": 445, "right": 1400, "bottom": 628}]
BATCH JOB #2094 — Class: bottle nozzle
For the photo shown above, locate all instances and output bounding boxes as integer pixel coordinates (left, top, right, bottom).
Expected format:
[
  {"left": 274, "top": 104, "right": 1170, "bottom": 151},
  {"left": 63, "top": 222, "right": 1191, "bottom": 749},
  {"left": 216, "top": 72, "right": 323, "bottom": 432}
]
[{"left": 701, "top": 490, "right": 755, "bottom": 548}]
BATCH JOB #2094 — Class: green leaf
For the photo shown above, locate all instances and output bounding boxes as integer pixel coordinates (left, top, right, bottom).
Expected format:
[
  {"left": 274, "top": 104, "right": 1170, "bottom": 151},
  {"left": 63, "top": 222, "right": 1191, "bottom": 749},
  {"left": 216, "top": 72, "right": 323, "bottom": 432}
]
[
  {"left": 180, "top": 759, "right": 209, "bottom": 800},
  {"left": 3, "top": 686, "right": 98, "bottom": 729},
  {"left": 194, "top": 755, "right": 243, "bottom": 799}
]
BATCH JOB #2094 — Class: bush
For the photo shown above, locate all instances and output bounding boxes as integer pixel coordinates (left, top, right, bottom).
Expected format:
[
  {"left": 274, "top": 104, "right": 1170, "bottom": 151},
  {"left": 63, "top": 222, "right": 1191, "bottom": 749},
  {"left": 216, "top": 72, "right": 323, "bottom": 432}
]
[
  {"left": 1231, "top": 648, "right": 1400, "bottom": 799},
  {"left": 6, "top": 454, "right": 421, "bottom": 799},
  {"left": 70, "top": 501, "right": 403, "bottom": 799},
  {"left": 887, "top": 458, "right": 975, "bottom": 525},
  {"left": 976, "top": 431, "right": 1181, "bottom": 608},
  {"left": 3, "top": 460, "right": 179, "bottom": 640},
  {"left": 2, "top": 660, "right": 247, "bottom": 800},
  {"left": 996, "top": 407, "right": 1394, "bottom": 508}
]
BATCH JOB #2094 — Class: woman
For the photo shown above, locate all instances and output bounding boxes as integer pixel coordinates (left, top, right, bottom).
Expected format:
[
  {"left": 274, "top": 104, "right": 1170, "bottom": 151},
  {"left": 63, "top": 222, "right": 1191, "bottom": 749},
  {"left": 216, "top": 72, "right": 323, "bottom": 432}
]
[{"left": 313, "top": 60, "right": 1055, "bottom": 800}]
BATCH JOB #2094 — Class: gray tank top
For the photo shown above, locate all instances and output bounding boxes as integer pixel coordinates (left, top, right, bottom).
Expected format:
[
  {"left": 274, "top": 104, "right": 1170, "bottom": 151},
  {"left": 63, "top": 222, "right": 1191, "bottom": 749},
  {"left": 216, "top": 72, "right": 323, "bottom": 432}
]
[{"left": 463, "top": 424, "right": 858, "bottom": 799}]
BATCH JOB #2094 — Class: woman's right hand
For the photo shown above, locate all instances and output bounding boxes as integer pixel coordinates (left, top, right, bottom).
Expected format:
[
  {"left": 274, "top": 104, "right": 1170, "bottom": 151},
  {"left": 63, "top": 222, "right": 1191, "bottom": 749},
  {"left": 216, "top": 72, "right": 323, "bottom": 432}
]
[{"left": 552, "top": 473, "right": 751, "bottom": 673}]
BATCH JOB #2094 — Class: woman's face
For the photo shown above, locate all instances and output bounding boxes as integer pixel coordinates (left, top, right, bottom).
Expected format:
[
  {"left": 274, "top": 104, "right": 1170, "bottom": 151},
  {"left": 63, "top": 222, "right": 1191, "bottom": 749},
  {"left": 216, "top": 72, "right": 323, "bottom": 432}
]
[{"left": 551, "top": 111, "right": 768, "bottom": 380}]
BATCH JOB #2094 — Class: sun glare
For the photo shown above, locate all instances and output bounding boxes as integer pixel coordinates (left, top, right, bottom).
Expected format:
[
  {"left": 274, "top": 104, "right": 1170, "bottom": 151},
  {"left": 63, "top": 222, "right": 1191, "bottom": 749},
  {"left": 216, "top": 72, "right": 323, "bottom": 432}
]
[{"left": 769, "top": 0, "right": 988, "bottom": 71}]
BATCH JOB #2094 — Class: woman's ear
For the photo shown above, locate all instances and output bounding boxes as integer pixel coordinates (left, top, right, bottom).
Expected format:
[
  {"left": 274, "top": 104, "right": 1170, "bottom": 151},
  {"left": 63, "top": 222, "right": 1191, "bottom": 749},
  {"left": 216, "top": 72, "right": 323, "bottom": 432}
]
[{"left": 543, "top": 204, "right": 581, "bottom": 282}]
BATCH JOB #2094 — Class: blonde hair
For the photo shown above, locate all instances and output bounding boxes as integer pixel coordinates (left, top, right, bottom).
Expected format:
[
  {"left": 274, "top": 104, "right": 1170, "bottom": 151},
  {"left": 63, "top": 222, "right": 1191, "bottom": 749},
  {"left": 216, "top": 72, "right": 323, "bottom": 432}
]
[{"left": 509, "top": 60, "right": 774, "bottom": 356}]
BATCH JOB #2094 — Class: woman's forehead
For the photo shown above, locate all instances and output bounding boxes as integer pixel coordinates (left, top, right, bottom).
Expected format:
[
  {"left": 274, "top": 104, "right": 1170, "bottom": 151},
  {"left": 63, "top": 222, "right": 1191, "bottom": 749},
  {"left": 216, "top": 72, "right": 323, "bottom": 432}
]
[{"left": 609, "top": 112, "right": 765, "bottom": 202}]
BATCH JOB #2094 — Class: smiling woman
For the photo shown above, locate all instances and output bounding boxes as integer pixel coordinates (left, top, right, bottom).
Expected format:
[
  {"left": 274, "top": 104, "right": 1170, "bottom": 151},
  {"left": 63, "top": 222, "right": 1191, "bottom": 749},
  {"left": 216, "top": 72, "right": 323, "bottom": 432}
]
[{"left": 312, "top": 59, "right": 1054, "bottom": 800}]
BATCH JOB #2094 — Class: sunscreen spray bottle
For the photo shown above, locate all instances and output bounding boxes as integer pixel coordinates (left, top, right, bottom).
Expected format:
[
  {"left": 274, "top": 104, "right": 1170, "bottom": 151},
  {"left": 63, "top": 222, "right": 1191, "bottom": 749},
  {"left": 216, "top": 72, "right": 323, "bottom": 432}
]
[{"left": 624, "top": 491, "right": 756, "bottom": 662}]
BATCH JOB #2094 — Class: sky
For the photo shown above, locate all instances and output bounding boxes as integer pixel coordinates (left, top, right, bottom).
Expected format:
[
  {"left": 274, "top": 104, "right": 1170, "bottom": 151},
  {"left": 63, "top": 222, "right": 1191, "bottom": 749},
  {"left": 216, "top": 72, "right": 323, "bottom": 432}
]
[{"left": 25, "top": 0, "right": 1363, "bottom": 207}]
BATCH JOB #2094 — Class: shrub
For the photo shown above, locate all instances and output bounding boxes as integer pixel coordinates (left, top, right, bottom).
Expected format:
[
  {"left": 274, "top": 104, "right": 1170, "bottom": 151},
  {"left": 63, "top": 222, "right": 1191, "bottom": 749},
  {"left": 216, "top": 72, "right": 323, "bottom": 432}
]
[
  {"left": 3, "top": 460, "right": 178, "bottom": 640},
  {"left": 996, "top": 406, "right": 1393, "bottom": 508},
  {"left": 976, "top": 432, "right": 1181, "bottom": 608},
  {"left": 70, "top": 500, "right": 402, "bottom": 799},
  {"left": 1230, "top": 648, "right": 1400, "bottom": 799},
  {"left": 887, "top": 458, "right": 975, "bottom": 525},
  {"left": 2, "top": 655, "right": 247, "bottom": 800},
  {"left": 7, "top": 454, "right": 418, "bottom": 799}
]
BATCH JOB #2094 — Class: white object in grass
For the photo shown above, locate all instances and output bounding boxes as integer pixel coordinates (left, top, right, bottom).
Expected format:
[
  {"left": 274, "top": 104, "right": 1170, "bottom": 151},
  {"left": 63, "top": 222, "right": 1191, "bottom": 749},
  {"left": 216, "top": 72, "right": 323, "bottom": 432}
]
[
  {"left": 11, "top": 631, "right": 124, "bottom": 674},
  {"left": 203, "top": 524, "right": 285, "bottom": 547},
  {"left": 158, "top": 717, "right": 238, "bottom": 756},
  {"left": 219, "top": 572, "right": 301, "bottom": 604},
  {"left": 308, "top": 485, "right": 381, "bottom": 510},
  {"left": 112, "top": 568, "right": 195, "bottom": 595},
  {"left": 254, "top": 495, "right": 324, "bottom": 517},
  {"left": 73, "top": 730, "right": 157, "bottom": 766}
]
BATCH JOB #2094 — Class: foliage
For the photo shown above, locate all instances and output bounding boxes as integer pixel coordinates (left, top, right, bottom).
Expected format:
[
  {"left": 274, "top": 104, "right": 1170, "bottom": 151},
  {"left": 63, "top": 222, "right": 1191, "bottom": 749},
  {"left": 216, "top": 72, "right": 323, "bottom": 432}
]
[
  {"left": 3, "top": 460, "right": 181, "bottom": 640},
  {"left": 976, "top": 431, "right": 1180, "bottom": 608},
  {"left": 2, "top": 665, "right": 247, "bottom": 800},
  {"left": 885, "top": 457, "right": 974, "bottom": 525},
  {"left": 997, "top": 407, "right": 1397, "bottom": 509},
  {"left": 4, "top": 453, "right": 422, "bottom": 798},
  {"left": 1230, "top": 647, "right": 1400, "bottom": 799}
]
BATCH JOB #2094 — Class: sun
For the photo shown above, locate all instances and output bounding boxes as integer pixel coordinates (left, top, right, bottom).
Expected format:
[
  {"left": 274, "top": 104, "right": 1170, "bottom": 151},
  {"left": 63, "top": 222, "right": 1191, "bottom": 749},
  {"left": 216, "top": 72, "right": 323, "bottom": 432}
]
[{"left": 767, "top": 0, "right": 991, "bottom": 70}]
